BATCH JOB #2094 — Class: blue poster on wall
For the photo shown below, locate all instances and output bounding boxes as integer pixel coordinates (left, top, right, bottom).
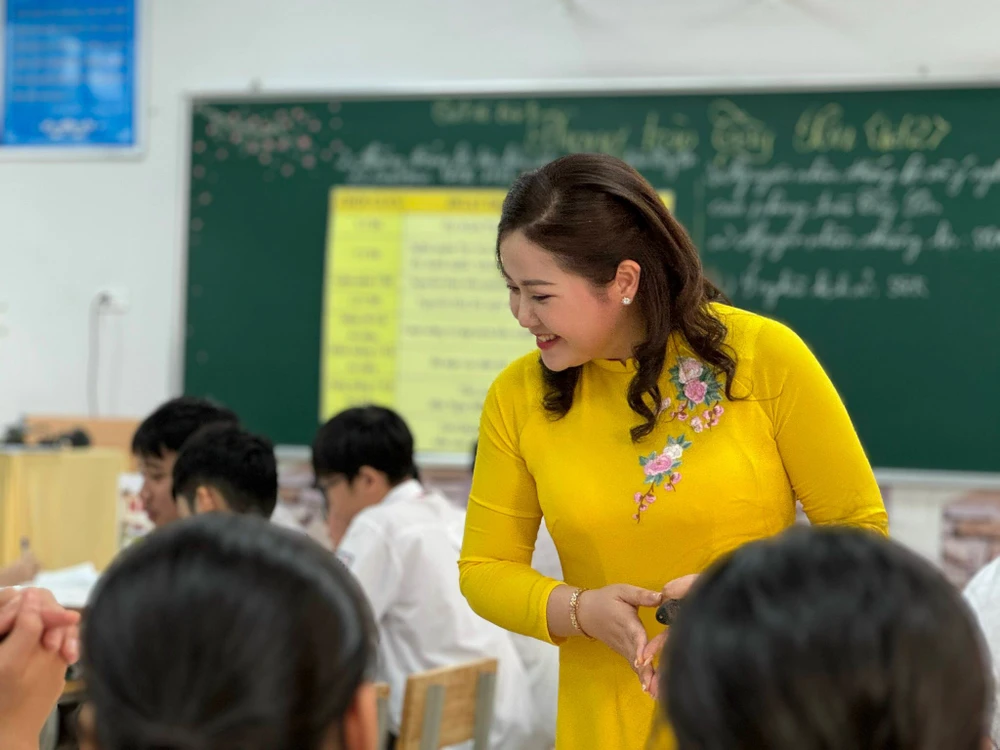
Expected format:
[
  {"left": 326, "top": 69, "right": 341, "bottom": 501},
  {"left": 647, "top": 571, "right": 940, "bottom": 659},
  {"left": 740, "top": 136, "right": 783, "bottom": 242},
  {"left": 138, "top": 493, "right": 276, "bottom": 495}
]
[{"left": 2, "top": 0, "right": 138, "bottom": 149}]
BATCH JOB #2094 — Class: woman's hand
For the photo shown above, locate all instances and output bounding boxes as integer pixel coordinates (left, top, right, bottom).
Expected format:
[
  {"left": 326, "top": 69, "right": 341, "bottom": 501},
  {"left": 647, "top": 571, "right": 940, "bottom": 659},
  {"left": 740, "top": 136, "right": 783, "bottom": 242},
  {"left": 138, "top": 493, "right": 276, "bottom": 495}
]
[
  {"left": 641, "top": 574, "right": 699, "bottom": 699},
  {"left": 0, "top": 589, "right": 75, "bottom": 750},
  {"left": 575, "top": 584, "right": 664, "bottom": 694}
]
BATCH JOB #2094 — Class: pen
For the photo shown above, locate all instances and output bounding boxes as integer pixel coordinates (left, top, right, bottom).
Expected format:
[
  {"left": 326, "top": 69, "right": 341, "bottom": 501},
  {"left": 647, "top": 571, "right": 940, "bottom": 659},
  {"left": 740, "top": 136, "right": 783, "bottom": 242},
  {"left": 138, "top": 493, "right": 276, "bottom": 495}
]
[{"left": 655, "top": 598, "right": 682, "bottom": 626}]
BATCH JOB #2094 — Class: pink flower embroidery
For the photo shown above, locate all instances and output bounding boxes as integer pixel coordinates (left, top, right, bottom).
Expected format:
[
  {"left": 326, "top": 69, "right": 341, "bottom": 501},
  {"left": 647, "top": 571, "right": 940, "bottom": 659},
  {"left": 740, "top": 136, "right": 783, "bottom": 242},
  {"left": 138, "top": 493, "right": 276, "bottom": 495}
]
[
  {"left": 631, "top": 355, "right": 728, "bottom": 524},
  {"left": 644, "top": 453, "right": 675, "bottom": 477},
  {"left": 684, "top": 380, "right": 708, "bottom": 404},
  {"left": 633, "top": 492, "right": 656, "bottom": 522},
  {"left": 678, "top": 358, "right": 704, "bottom": 384}
]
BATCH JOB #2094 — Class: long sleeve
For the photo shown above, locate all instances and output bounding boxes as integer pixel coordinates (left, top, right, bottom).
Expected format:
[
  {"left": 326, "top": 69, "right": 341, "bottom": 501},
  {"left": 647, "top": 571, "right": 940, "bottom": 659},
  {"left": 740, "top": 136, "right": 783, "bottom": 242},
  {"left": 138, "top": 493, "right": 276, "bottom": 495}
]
[
  {"left": 757, "top": 320, "right": 888, "bottom": 535},
  {"left": 459, "top": 376, "right": 563, "bottom": 644}
]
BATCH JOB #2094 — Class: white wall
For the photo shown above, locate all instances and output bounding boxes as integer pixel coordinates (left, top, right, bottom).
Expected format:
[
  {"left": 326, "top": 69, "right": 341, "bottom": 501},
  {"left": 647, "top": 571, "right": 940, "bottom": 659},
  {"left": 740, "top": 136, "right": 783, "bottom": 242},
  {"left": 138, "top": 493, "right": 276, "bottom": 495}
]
[{"left": 1, "top": 0, "right": 999, "bottom": 429}]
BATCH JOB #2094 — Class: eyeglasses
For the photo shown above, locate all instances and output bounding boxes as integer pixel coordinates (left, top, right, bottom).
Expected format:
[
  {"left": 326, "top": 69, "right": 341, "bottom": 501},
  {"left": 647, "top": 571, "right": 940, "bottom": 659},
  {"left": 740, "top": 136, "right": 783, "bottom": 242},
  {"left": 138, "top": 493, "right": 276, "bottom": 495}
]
[{"left": 312, "top": 476, "right": 343, "bottom": 517}]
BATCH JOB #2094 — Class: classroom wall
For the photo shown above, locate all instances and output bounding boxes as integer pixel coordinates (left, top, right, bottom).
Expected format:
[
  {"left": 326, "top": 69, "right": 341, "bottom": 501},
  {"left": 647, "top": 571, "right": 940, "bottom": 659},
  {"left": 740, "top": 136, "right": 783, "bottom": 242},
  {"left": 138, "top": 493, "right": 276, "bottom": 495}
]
[{"left": 1, "top": 0, "right": 998, "bottom": 431}]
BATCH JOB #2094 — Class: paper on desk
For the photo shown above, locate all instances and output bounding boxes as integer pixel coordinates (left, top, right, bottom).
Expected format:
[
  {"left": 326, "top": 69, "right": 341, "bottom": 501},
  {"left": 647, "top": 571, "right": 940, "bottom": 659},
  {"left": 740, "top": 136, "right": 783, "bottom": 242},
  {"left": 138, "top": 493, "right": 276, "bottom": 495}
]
[{"left": 30, "top": 562, "right": 100, "bottom": 609}]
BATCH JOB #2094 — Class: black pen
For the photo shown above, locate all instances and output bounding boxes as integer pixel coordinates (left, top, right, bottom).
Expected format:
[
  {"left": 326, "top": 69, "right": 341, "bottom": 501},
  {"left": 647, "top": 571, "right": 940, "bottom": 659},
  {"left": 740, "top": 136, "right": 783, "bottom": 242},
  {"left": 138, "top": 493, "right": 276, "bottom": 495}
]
[{"left": 655, "top": 598, "right": 682, "bottom": 626}]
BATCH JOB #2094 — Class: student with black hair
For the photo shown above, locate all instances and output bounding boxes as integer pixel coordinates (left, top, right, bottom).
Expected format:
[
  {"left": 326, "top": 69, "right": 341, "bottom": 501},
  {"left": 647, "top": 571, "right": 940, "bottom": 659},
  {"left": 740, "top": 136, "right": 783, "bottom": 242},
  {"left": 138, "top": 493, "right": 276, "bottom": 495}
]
[
  {"left": 658, "top": 526, "right": 993, "bottom": 750},
  {"left": 172, "top": 423, "right": 278, "bottom": 519},
  {"left": 77, "top": 513, "right": 378, "bottom": 750},
  {"left": 131, "top": 396, "right": 239, "bottom": 527},
  {"left": 313, "top": 406, "right": 549, "bottom": 750}
]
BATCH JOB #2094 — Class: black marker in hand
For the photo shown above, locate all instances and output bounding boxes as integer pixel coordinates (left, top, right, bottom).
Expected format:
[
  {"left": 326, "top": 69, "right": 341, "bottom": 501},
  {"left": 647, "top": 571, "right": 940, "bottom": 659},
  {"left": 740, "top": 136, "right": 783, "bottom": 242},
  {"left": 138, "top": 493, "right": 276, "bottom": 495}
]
[{"left": 655, "top": 598, "right": 682, "bottom": 626}]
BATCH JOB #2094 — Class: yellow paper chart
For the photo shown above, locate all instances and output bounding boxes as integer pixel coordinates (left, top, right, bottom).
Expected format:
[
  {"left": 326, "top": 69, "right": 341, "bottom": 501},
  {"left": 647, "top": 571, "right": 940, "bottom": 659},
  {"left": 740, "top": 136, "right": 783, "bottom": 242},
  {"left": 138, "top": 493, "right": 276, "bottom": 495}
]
[{"left": 320, "top": 187, "right": 676, "bottom": 457}]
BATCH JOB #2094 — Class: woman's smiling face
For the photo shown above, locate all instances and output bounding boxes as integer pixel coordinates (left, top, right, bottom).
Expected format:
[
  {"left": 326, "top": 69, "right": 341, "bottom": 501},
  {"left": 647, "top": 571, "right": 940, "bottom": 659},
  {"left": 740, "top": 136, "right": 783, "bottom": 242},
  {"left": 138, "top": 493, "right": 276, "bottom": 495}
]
[{"left": 499, "top": 229, "right": 640, "bottom": 370}]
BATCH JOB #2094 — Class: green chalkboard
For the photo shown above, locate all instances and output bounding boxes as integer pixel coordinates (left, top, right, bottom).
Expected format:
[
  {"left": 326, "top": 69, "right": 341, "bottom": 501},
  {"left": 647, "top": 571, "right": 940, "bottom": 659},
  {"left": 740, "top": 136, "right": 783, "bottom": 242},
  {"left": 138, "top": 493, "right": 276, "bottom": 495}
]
[{"left": 184, "top": 87, "right": 1000, "bottom": 473}]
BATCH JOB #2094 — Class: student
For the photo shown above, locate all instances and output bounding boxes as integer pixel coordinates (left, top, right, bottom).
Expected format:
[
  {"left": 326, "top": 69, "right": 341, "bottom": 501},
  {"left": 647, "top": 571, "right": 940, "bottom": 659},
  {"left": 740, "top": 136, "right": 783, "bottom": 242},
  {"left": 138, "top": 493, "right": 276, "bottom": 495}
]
[
  {"left": 313, "top": 406, "right": 549, "bottom": 750},
  {"left": 77, "top": 514, "right": 378, "bottom": 750},
  {"left": 131, "top": 396, "right": 239, "bottom": 527},
  {"left": 964, "top": 555, "right": 1000, "bottom": 745},
  {"left": 658, "top": 526, "right": 992, "bottom": 750},
  {"left": 172, "top": 423, "right": 278, "bottom": 519},
  {"left": 0, "top": 588, "right": 80, "bottom": 750}
]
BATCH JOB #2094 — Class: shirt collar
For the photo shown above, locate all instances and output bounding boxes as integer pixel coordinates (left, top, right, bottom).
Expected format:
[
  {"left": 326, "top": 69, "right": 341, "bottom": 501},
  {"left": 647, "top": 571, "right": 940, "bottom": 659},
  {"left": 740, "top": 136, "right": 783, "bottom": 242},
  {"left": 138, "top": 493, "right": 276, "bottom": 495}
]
[{"left": 381, "top": 478, "right": 425, "bottom": 506}]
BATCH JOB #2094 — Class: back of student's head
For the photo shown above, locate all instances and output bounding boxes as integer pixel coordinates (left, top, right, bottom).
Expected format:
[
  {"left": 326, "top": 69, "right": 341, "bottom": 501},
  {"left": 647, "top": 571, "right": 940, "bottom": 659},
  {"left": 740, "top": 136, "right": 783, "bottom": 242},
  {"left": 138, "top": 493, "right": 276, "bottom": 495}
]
[
  {"left": 172, "top": 423, "right": 278, "bottom": 517},
  {"left": 131, "top": 396, "right": 239, "bottom": 459},
  {"left": 312, "top": 405, "right": 416, "bottom": 484},
  {"left": 661, "top": 526, "right": 992, "bottom": 750},
  {"left": 81, "top": 513, "right": 375, "bottom": 750}
]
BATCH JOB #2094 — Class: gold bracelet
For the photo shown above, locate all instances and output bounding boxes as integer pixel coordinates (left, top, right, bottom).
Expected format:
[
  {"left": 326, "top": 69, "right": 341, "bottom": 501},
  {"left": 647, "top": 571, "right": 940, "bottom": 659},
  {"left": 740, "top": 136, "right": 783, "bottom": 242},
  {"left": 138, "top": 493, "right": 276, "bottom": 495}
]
[{"left": 569, "top": 588, "right": 594, "bottom": 639}]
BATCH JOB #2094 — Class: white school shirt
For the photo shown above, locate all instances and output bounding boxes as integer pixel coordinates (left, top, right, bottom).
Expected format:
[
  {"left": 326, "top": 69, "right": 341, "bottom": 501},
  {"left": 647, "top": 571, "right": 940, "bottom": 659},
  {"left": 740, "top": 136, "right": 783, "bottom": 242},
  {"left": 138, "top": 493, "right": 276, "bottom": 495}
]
[
  {"left": 964, "top": 557, "right": 1000, "bottom": 745},
  {"left": 269, "top": 501, "right": 305, "bottom": 532},
  {"left": 336, "top": 480, "right": 548, "bottom": 750}
]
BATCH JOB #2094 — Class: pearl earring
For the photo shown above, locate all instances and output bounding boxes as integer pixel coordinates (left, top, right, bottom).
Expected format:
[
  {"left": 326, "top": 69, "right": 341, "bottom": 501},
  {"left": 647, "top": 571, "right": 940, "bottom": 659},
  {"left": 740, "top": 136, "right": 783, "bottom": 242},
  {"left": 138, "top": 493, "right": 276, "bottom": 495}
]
[{"left": 622, "top": 297, "right": 632, "bottom": 306}]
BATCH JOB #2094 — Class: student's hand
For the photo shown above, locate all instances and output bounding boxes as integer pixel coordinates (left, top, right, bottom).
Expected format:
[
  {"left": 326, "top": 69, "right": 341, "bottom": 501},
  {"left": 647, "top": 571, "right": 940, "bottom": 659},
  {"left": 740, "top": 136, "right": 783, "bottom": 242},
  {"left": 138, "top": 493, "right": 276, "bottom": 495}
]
[
  {"left": 0, "top": 588, "right": 81, "bottom": 665},
  {"left": 640, "top": 574, "right": 699, "bottom": 699},
  {"left": 575, "top": 584, "right": 664, "bottom": 695},
  {"left": 0, "top": 590, "right": 73, "bottom": 750}
]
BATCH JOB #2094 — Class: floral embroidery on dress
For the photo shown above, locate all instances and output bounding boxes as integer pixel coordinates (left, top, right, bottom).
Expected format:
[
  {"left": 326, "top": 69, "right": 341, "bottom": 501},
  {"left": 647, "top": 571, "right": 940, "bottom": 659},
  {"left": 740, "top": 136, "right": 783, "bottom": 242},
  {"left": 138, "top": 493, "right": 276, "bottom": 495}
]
[
  {"left": 631, "top": 357, "right": 726, "bottom": 523},
  {"left": 634, "top": 435, "right": 691, "bottom": 522}
]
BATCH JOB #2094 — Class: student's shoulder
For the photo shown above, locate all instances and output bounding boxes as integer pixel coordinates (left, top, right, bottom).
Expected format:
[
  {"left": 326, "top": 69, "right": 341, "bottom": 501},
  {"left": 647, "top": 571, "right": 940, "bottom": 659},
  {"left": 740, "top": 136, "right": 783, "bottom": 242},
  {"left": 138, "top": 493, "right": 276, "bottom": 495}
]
[
  {"left": 965, "top": 556, "right": 1000, "bottom": 613},
  {"left": 352, "top": 493, "right": 446, "bottom": 538}
]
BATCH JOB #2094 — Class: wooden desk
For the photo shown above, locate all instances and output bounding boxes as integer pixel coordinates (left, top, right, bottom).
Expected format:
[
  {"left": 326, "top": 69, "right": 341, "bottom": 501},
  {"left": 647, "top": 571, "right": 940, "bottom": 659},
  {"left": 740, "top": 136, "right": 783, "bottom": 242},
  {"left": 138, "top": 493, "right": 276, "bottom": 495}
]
[{"left": 0, "top": 447, "right": 124, "bottom": 570}]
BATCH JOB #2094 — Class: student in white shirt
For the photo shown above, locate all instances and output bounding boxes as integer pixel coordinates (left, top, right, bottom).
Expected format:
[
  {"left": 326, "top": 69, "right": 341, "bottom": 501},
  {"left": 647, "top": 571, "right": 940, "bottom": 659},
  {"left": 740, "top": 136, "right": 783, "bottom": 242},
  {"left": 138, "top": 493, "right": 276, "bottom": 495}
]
[
  {"left": 131, "top": 397, "right": 239, "bottom": 528},
  {"left": 964, "top": 555, "right": 1000, "bottom": 746},
  {"left": 313, "top": 406, "right": 550, "bottom": 750},
  {"left": 171, "top": 423, "right": 278, "bottom": 520}
]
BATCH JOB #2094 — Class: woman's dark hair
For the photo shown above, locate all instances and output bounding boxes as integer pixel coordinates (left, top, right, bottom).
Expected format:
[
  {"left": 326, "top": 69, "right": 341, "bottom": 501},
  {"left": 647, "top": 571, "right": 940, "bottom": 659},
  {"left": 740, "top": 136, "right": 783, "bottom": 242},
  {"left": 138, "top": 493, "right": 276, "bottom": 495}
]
[
  {"left": 661, "top": 526, "right": 992, "bottom": 750},
  {"left": 82, "top": 513, "right": 375, "bottom": 750},
  {"left": 497, "top": 153, "right": 735, "bottom": 441}
]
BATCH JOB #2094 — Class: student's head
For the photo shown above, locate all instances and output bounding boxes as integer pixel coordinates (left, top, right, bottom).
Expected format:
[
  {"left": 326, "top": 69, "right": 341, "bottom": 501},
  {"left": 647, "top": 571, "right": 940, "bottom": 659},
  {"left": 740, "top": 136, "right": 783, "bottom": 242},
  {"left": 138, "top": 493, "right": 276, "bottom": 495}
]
[
  {"left": 498, "top": 153, "right": 735, "bottom": 440},
  {"left": 131, "top": 397, "right": 239, "bottom": 527},
  {"left": 172, "top": 423, "right": 278, "bottom": 519},
  {"left": 312, "top": 406, "right": 416, "bottom": 532},
  {"left": 661, "top": 527, "right": 993, "bottom": 750},
  {"left": 79, "top": 513, "right": 378, "bottom": 750}
]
